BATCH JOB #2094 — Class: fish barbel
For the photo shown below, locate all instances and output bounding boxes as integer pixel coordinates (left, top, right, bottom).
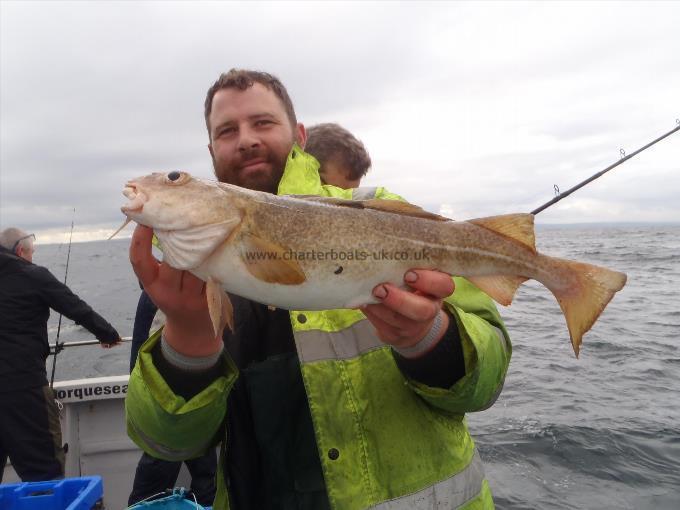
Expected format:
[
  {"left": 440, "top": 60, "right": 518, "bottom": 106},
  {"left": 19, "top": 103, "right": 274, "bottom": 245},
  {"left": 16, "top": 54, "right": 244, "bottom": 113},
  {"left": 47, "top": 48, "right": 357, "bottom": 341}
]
[{"left": 117, "top": 171, "right": 627, "bottom": 356}]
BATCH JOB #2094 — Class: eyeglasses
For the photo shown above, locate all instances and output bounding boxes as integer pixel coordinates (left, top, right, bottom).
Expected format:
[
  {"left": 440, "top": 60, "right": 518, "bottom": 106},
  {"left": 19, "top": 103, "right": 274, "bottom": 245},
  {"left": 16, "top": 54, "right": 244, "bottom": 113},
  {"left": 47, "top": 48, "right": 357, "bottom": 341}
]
[{"left": 11, "top": 233, "right": 36, "bottom": 253}]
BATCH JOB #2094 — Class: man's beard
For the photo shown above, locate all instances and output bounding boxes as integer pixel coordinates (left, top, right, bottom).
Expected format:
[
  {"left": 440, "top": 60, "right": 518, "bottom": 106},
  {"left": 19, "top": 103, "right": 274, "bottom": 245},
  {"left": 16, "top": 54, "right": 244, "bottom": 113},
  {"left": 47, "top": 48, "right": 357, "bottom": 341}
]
[{"left": 213, "top": 146, "right": 288, "bottom": 194}]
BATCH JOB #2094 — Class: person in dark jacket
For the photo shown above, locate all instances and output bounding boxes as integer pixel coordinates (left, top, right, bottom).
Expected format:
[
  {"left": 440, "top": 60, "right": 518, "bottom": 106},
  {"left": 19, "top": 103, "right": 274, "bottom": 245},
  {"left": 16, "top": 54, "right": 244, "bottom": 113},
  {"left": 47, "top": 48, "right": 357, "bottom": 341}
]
[{"left": 0, "top": 227, "right": 121, "bottom": 483}]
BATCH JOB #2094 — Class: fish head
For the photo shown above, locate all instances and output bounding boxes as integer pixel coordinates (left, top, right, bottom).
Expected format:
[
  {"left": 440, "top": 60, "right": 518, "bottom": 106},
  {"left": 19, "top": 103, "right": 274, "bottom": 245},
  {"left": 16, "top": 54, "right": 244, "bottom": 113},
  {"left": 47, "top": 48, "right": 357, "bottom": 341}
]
[
  {"left": 120, "top": 171, "right": 244, "bottom": 269},
  {"left": 122, "top": 171, "right": 222, "bottom": 227}
]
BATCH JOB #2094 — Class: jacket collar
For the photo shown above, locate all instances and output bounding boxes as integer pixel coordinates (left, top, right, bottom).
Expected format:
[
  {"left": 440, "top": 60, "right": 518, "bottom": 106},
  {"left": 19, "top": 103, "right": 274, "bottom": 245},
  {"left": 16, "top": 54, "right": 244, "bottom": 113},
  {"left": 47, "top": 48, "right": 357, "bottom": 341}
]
[{"left": 276, "top": 144, "right": 324, "bottom": 196}]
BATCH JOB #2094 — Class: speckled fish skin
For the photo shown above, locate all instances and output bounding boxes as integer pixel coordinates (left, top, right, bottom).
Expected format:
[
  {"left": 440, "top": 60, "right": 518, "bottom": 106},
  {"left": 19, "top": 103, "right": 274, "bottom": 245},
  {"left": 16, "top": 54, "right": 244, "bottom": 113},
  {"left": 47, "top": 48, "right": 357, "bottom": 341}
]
[{"left": 120, "top": 171, "right": 627, "bottom": 355}]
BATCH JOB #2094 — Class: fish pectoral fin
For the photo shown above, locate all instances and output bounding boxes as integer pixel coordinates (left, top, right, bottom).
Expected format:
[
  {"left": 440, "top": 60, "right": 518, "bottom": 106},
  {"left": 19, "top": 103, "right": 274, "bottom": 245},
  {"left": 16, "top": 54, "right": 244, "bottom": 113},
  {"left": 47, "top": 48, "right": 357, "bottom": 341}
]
[
  {"left": 206, "top": 277, "right": 234, "bottom": 337},
  {"left": 467, "top": 275, "right": 528, "bottom": 306},
  {"left": 468, "top": 214, "right": 536, "bottom": 252},
  {"left": 287, "top": 195, "right": 450, "bottom": 221},
  {"left": 158, "top": 217, "right": 242, "bottom": 270},
  {"left": 238, "top": 233, "right": 306, "bottom": 285}
]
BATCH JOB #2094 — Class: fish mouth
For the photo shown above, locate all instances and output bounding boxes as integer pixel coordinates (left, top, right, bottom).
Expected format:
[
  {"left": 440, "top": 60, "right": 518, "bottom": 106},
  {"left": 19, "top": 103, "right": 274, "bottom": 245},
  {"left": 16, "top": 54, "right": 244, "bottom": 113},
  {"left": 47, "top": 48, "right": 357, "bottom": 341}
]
[
  {"left": 121, "top": 182, "right": 147, "bottom": 214},
  {"left": 110, "top": 180, "right": 150, "bottom": 240}
]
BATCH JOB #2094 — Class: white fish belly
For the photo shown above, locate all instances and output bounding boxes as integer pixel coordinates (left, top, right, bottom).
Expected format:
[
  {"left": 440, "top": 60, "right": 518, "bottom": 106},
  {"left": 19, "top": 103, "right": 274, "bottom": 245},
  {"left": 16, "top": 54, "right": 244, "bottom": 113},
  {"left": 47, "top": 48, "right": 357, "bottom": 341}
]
[{"left": 192, "top": 244, "right": 413, "bottom": 310}]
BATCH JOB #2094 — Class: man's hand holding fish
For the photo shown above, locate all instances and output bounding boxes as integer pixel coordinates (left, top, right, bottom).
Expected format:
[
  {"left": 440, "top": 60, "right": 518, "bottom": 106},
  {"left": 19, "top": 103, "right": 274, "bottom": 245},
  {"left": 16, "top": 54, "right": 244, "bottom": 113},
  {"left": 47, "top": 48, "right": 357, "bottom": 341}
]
[
  {"left": 130, "top": 224, "right": 223, "bottom": 357},
  {"left": 360, "top": 269, "right": 454, "bottom": 352}
]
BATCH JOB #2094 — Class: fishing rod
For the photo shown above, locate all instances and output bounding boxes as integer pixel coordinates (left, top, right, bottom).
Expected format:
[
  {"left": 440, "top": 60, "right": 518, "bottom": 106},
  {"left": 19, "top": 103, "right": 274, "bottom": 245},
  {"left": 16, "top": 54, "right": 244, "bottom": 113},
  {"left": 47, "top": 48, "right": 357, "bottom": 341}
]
[
  {"left": 49, "top": 209, "right": 75, "bottom": 389},
  {"left": 531, "top": 121, "right": 680, "bottom": 215},
  {"left": 49, "top": 337, "right": 132, "bottom": 354}
]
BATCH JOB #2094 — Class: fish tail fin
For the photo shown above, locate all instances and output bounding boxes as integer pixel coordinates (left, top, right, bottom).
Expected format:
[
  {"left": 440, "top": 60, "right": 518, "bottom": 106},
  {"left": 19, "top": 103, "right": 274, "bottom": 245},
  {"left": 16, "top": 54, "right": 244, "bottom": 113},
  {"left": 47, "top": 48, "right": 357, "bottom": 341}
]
[{"left": 546, "top": 257, "right": 627, "bottom": 358}]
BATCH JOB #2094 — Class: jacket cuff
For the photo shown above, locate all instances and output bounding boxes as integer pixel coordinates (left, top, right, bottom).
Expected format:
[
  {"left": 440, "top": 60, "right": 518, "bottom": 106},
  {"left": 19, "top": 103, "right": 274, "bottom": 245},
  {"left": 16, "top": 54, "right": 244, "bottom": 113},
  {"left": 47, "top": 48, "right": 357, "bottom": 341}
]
[
  {"left": 392, "top": 312, "right": 465, "bottom": 389},
  {"left": 160, "top": 334, "right": 224, "bottom": 371},
  {"left": 151, "top": 338, "right": 226, "bottom": 401},
  {"left": 99, "top": 331, "right": 120, "bottom": 344}
]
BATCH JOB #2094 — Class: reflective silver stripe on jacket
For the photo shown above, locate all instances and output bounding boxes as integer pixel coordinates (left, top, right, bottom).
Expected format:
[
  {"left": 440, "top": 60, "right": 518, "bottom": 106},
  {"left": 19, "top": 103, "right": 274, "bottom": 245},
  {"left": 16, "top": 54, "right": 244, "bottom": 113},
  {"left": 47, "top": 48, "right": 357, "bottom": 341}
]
[
  {"left": 474, "top": 326, "right": 508, "bottom": 412},
  {"left": 371, "top": 450, "right": 486, "bottom": 509},
  {"left": 129, "top": 418, "right": 210, "bottom": 461},
  {"left": 352, "top": 186, "right": 378, "bottom": 200},
  {"left": 494, "top": 326, "right": 509, "bottom": 355},
  {"left": 294, "top": 319, "right": 383, "bottom": 363}
]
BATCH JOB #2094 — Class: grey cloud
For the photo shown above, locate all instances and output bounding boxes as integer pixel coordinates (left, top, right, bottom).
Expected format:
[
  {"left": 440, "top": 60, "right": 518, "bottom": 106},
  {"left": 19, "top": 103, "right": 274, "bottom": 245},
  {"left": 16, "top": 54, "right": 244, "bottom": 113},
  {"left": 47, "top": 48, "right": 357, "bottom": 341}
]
[{"left": 2, "top": 1, "right": 679, "bottom": 236}]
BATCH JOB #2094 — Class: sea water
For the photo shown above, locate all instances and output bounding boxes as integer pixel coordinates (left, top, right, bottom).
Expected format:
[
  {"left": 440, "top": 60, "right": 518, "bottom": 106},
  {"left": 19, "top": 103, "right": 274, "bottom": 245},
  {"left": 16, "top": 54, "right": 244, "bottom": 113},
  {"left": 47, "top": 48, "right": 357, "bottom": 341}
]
[{"left": 34, "top": 225, "right": 680, "bottom": 509}]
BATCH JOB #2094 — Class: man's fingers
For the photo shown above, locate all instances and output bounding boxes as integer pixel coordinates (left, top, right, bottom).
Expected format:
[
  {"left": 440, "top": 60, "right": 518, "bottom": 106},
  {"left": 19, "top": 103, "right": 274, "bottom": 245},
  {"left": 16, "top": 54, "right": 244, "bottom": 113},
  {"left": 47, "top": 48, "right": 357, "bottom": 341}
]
[
  {"left": 372, "top": 283, "right": 440, "bottom": 322},
  {"left": 403, "top": 270, "right": 455, "bottom": 299},
  {"left": 130, "top": 225, "right": 158, "bottom": 286},
  {"left": 182, "top": 271, "right": 207, "bottom": 296},
  {"left": 363, "top": 269, "right": 456, "bottom": 348},
  {"left": 156, "top": 265, "right": 205, "bottom": 295},
  {"left": 362, "top": 301, "right": 414, "bottom": 331},
  {"left": 157, "top": 262, "right": 184, "bottom": 290},
  {"left": 361, "top": 306, "right": 404, "bottom": 341}
]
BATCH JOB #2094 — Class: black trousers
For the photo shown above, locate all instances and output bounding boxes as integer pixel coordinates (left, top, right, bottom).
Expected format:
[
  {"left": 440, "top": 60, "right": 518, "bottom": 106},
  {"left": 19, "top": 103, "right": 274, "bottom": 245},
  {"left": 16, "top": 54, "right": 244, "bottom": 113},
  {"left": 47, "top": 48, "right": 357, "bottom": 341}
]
[
  {"left": 0, "top": 385, "right": 64, "bottom": 483},
  {"left": 128, "top": 449, "right": 217, "bottom": 507}
]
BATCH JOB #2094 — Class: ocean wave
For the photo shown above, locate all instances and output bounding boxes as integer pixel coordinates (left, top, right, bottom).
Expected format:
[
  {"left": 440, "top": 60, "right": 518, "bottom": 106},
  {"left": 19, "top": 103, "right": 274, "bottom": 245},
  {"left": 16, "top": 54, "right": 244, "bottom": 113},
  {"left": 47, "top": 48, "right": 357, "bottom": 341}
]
[{"left": 476, "top": 421, "right": 680, "bottom": 509}]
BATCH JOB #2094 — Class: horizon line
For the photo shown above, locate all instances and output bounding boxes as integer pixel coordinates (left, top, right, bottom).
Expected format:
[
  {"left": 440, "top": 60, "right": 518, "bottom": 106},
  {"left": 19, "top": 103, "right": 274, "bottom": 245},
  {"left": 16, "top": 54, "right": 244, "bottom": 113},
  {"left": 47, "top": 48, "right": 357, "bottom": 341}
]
[{"left": 28, "top": 220, "right": 680, "bottom": 246}]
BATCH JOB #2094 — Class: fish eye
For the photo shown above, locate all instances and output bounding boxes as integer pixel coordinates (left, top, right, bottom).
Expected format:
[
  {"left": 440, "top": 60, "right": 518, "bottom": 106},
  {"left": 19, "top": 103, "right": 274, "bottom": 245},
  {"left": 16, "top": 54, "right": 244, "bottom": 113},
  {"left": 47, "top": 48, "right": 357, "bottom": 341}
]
[{"left": 165, "top": 171, "right": 190, "bottom": 185}]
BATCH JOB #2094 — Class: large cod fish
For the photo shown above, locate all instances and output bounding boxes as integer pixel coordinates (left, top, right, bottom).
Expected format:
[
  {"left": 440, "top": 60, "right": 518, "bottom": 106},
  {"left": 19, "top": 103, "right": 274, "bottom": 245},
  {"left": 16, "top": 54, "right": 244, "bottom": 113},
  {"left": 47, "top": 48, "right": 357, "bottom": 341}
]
[{"left": 117, "top": 170, "right": 627, "bottom": 357}]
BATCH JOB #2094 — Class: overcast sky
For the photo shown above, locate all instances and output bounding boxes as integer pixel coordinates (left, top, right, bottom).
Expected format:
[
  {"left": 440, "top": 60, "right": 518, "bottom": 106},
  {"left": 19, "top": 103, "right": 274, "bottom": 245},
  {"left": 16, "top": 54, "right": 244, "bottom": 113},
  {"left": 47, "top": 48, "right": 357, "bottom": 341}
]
[{"left": 1, "top": 1, "right": 678, "bottom": 244}]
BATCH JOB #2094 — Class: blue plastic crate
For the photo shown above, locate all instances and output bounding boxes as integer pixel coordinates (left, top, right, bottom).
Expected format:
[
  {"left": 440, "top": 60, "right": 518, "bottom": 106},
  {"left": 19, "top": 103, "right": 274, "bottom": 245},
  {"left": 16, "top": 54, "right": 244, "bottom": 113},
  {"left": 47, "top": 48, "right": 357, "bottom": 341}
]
[
  {"left": 0, "top": 476, "right": 103, "bottom": 510},
  {"left": 128, "top": 489, "right": 211, "bottom": 509}
]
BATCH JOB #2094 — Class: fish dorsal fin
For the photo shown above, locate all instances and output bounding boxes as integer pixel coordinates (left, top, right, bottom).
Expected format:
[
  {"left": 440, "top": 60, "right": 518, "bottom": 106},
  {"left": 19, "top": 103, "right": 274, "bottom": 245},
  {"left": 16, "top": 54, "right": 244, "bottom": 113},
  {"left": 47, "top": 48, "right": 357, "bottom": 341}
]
[
  {"left": 206, "top": 277, "right": 234, "bottom": 338},
  {"left": 287, "top": 195, "right": 364, "bottom": 209},
  {"left": 467, "top": 275, "right": 529, "bottom": 306},
  {"left": 468, "top": 214, "right": 536, "bottom": 252},
  {"left": 157, "top": 218, "right": 242, "bottom": 270},
  {"left": 238, "top": 232, "right": 306, "bottom": 285},
  {"left": 361, "top": 199, "right": 451, "bottom": 221},
  {"left": 288, "top": 195, "right": 450, "bottom": 221}
]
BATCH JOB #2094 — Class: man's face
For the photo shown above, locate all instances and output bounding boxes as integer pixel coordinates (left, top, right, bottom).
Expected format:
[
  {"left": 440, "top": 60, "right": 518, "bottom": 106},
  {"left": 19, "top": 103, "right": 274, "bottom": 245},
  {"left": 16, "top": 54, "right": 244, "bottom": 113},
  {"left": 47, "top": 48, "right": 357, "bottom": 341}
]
[
  {"left": 18, "top": 242, "right": 34, "bottom": 263},
  {"left": 208, "top": 83, "right": 306, "bottom": 193}
]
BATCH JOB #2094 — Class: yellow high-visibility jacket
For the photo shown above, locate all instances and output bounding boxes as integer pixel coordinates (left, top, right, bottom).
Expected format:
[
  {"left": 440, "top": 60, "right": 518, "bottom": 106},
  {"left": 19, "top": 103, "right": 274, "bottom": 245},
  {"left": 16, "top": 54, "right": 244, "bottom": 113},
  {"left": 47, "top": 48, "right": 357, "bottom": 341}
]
[{"left": 126, "top": 145, "right": 511, "bottom": 509}]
